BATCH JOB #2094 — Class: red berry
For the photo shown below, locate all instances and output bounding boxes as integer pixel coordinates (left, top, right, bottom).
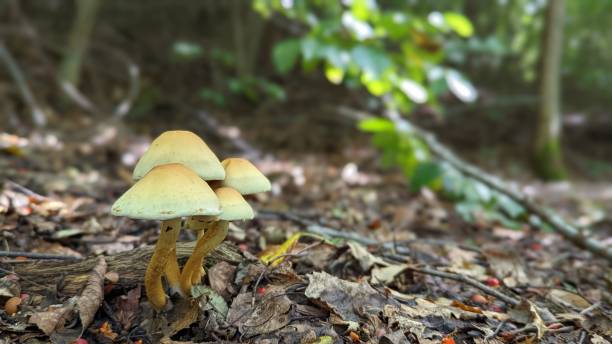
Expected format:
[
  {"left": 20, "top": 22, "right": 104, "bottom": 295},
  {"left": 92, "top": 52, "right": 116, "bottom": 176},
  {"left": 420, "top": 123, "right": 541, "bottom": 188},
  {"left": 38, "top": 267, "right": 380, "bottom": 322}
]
[
  {"left": 72, "top": 338, "right": 88, "bottom": 344},
  {"left": 257, "top": 287, "right": 266, "bottom": 295},
  {"left": 530, "top": 243, "right": 543, "bottom": 251},
  {"left": 485, "top": 277, "right": 500, "bottom": 287}
]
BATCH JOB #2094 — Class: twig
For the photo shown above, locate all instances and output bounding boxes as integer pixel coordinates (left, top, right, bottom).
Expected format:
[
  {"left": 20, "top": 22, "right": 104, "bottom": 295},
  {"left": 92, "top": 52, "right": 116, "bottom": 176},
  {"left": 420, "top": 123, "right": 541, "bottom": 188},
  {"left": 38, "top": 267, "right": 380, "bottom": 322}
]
[
  {"left": 5, "top": 179, "right": 46, "bottom": 199},
  {"left": 0, "top": 251, "right": 82, "bottom": 260},
  {"left": 485, "top": 319, "right": 507, "bottom": 340},
  {"left": 195, "top": 109, "right": 262, "bottom": 160},
  {"left": 406, "top": 265, "right": 520, "bottom": 306},
  {"left": 259, "top": 210, "right": 379, "bottom": 246},
  {"left": 338, "top": 106, "right": 612, "bottom": 261},
  {"left": 579, "top": 301, "right": 601, "bottom": 315}
]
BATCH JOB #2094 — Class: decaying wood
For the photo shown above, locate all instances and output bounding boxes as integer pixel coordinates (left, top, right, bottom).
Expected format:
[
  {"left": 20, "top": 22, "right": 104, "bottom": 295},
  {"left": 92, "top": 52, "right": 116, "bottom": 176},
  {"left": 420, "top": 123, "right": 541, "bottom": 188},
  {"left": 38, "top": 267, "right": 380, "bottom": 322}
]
[{"left": 8, "top": 241, "right": 242, "bottom": 295}]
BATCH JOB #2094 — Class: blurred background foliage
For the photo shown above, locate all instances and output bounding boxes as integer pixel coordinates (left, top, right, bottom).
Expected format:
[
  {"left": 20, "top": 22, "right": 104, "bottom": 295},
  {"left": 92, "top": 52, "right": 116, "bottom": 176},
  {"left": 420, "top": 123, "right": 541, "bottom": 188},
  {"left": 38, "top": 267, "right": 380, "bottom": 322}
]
[{"left": 1, "top": 0, "right": 611, "bottom": 227}]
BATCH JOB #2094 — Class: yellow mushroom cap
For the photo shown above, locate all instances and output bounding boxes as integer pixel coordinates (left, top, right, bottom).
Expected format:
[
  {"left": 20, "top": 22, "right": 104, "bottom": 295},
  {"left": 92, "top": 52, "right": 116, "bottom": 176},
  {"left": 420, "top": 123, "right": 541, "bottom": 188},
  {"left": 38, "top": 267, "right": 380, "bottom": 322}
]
[
  {"left": 113, "top": 164, "right": 221, "bottom": 220},
  {"left": 133, "top": 130, "right": 225, "bottom": 181},
  {"left": 220, "top": 158, "right": 271, "bottom": 195},
  {"left": 215, "top": 187, "right": 254, "bottom": 221}
]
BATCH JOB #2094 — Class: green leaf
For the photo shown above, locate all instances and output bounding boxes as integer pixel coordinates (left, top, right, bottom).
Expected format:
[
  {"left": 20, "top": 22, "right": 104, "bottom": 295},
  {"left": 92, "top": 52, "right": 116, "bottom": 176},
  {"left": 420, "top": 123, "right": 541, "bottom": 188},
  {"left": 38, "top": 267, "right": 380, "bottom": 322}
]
[
  {"left": 358, "top": 118, "right": 394, "bottom": 132},
  {"left": 361, "top": 74, "right": 392, "bottom": 95},
  {"left": 325, "top": 64, "right": 344, "bottom": 84},
  {"left": 273, "top": 39, "right": 301, "bottom": 74},
  {"left": 350, "top": 45, "right": 392, "bottom": 79},
  {"left": 301, "top": 37, "right": 323, "bottom": 61},
  {"left": 410, "top": 162, "right": 443, "bottom": 192},
  {"left": 397, "top": 78, "right": 428, "bottom": 104},
  {"left": 443, "top": 12, "right": 474, "bottom": 38},
  {"left": 445, "top": 69, "right": 478, "bottom": 102},
  {"left": 171, "top": 41, "right": 203, "bottom": 60}
]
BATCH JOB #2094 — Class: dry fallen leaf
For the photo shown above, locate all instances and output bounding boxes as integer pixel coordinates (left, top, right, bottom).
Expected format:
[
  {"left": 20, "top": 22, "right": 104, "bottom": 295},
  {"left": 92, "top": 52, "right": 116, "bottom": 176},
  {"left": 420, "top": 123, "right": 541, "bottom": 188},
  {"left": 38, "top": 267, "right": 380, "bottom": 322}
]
[
  {"left": 508, "top": 300, "right": 547, "bottom": 339},
  {"left": 547, "top": 289, "right": 591, "bottom": 311},
  {"left": 347, "top": 241, "right": 389, "bottom": 271},
  {"left": 450, "top": 300, "right": 482, "bottom": 314},
  {"left": 227, "top": 286, "right": 292, "bottom": 338},
  {"left": 208, "top": 261, "right": 236, "bottom": 299},
  {"left": 305, "top": 271, "right": 398, "bottom": 323},
  {"left": 29, "top": 299, "right": 77, "bottom": 335},
  {"left": 115, "top": 287, "right": 141, "bottom": 330}
]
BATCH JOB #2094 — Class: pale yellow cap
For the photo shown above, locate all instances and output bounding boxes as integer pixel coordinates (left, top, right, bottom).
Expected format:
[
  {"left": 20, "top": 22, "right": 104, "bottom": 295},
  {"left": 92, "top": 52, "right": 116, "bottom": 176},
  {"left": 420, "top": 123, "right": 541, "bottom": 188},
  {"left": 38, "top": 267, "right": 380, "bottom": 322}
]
[
  {"left": 215, "top": 187, "right": 254, "bottom": 221},
  {"left": 221, "top": 158, "right": 271, "bottom": 195},
  {"left": 113, "top": 163, "right": 221, "bottom": 220},
  {"left": 133, "top": 130, "right": 225, "bottom": 181}
]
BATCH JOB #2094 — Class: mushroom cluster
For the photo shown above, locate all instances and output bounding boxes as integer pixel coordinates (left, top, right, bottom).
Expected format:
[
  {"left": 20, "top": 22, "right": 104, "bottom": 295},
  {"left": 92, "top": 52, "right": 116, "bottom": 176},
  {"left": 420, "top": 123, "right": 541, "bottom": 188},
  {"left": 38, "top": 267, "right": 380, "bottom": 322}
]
[{"left": 111, "top": 130, "right": 270, "bottom": 310}]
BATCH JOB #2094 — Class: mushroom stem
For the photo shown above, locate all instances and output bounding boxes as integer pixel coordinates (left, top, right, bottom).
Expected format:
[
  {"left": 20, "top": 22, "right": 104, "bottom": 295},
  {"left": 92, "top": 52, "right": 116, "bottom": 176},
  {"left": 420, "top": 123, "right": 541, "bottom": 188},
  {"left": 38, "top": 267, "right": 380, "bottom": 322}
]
[
  {"left": 164, "top": 248, "right": 182, "bottom": 295},
  {"left": 144, "top": 218, "right": 182, "bottom": 310},
  {"left": 185, "top": 215, "right": 212, "bottom": 284},
  {"left": 180, "top": 220, "right": 228, "bottom": 295}
]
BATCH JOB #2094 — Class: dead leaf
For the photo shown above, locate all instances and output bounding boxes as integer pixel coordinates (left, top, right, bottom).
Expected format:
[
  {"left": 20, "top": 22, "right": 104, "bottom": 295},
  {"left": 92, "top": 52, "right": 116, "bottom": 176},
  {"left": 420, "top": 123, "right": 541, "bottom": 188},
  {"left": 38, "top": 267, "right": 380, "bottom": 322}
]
[
  {"left": 98, "top": 321, "right": 118, "bottom": 340},
  {"left": 508, "top": 300, "right": 547, "bottom": 339},
  {"left": 547, "top": 289, "right": 591, "bottom": 311},
  {"left": 347, "top": 241, "right": 389, "bottom": 271},
  {"left": 208, "top": 261, "right": 236, "bottom": 299},
  {"left": 115, "top": 287, "right": 141, "bottom": 330},
  {"left": 371, "top": 264, "right": 408, "bottom": 284},
  {"left": 382, "top": 305, "right": 427, "bottom": 337},
  {"left": 0, "top": 274, "right": 20, "bottom": 298},
  {"left": 227, "top": 287, "right": 292, "bottom": 338},
  {"left": 305, "top": 271, "right": 398, "bottom": 323},
  {"left": 29, "top": 298, "right": 77, "bottom": 335},
  {"left": 77, "top": 257, "right": 107, "bottom": 332},
  {"left": 450, "top": 300, "right": 482, "bottom": 314},
  {"left": 164, "top": 299, "right": 200, "bottom": 338}
]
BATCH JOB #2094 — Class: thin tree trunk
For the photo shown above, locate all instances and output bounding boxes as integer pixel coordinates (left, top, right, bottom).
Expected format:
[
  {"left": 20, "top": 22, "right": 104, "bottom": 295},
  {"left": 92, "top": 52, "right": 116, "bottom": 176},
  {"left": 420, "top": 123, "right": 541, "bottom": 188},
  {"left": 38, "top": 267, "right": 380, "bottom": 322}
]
[
  {"left": 58, "top": 0, "right": 101, "bottom": 87},
  {"left": 533, "top": 0, "right": 567, "bottom": 180}
]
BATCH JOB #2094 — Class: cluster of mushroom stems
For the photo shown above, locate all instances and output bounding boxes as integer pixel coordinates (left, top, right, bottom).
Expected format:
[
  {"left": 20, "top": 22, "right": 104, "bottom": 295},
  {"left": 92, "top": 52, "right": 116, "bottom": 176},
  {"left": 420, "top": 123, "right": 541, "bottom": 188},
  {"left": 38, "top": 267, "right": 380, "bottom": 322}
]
[{"left": 111, "top": 131, "right": 270, "bottom": 310}]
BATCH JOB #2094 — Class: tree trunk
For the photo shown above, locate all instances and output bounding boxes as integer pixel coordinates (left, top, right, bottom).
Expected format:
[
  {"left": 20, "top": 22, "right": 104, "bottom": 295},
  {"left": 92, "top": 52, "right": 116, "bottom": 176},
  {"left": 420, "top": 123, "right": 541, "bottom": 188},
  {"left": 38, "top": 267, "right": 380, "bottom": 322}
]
[
  {"left": 533, "top": 0, "right": 567, "bottom": 180},
  {"left": 58, "top": 0, "right": 101, "bottom": 87}
]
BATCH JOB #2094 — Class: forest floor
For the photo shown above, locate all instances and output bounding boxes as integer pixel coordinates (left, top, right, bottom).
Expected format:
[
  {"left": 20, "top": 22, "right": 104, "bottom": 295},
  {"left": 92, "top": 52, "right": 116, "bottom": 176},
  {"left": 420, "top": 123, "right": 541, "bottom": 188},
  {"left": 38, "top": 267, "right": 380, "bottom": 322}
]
[{"left": 0, "top": 96, "right": 611, "bottom": 344}]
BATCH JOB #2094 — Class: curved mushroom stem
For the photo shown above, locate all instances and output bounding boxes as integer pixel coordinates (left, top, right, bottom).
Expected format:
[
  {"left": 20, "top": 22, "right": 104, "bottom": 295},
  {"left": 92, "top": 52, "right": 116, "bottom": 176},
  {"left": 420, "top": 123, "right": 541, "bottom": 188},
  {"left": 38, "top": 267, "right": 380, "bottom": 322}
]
[
  {"left": 144, "top": 218, "right": 181, "bottom": 310},
  {"left": 185, "top": 215, "right": 212, "bottom": 284},
  {"left": 180, "top": 220, "right": 228, "bottom": 295},
  {"left": 164, "top": 248, "right": 182, "bottom": 295}
]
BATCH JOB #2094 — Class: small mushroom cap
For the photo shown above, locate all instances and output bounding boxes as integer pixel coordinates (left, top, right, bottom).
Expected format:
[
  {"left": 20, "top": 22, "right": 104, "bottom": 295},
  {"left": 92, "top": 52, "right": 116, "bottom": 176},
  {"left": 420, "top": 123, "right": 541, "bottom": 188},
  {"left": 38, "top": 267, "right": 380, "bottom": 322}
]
[
  {"left": 113, "top": 164, "right": 221, "bottom": 220},
  {"left": 133, "top": 130, "right": 225, "bottom": 181},
  {"left": 221, "top": 158, "right": 271, "bottom": 195},
  {"left": 215, "top": 187, "right": 254, "bottom": 221}
]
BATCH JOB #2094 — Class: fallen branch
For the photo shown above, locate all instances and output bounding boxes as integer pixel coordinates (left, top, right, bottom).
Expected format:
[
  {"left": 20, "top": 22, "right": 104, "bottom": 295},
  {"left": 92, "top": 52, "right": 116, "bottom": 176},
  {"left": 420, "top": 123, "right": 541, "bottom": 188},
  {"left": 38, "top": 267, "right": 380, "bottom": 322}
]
[
  {"left": 338, "top": 106, "right": 612, "bottom": 261},
  {"left": 5, "top": 241, "right": 241, "bottom": 295},
  {"left": 0, "top": 251, "right": 82, "bottom": 260},
  {"left": 407, "top": 266, "right": 520, "bottom": 306}
]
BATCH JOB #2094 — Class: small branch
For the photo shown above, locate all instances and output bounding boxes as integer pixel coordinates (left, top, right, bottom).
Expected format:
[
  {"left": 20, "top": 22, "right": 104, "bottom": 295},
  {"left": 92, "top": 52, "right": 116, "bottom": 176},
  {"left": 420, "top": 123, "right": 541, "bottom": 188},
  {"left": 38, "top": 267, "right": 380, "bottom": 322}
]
[
  {"left": 407, "top": 266, "right": 520, "bottom": 306},
  {"left": 486, "top": 319, "right": 507, "bottom": 340},
  {"left": 195, "top": 110, "right": 262, "bottom": 160},
  {"left": 0, "top": 251, "right": 82, "bottom": 260},
  {"left": 338, "top": 106, "right": 612, "bottom": 261},
  {"left": 258, "top": 210, "right": 379, "bottom": 246}
]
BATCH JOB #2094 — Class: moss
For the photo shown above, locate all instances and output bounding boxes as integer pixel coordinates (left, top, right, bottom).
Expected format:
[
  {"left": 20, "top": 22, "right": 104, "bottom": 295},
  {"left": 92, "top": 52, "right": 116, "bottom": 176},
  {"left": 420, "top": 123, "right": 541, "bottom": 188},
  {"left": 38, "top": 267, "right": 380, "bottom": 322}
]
[{"left": 533, "top": 139, "right": 568, "bottom": 180}]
